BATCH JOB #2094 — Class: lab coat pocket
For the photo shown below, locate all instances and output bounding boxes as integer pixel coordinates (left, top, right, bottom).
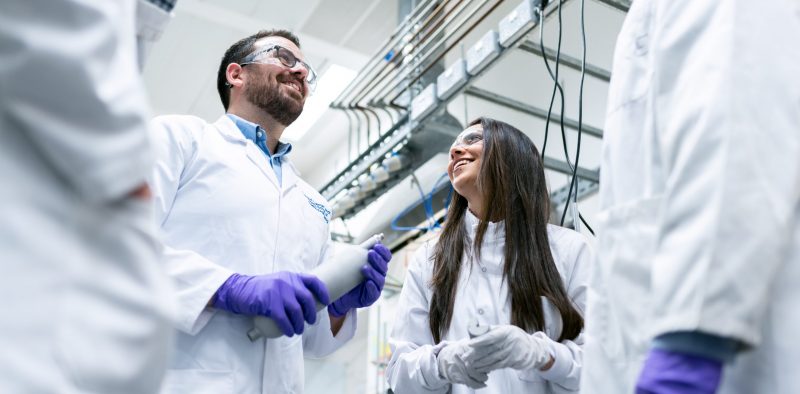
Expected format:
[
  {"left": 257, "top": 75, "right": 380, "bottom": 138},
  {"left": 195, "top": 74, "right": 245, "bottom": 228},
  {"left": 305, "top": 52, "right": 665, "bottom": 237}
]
[
  {"left": 606, "top": 0, "right": 654, "bottom": 114},
  {"left": 591, "top": 196, "right": 662, "bottom": 359},
  {"left": 160, "top": 369, "right": 234, "bottom": 394}
]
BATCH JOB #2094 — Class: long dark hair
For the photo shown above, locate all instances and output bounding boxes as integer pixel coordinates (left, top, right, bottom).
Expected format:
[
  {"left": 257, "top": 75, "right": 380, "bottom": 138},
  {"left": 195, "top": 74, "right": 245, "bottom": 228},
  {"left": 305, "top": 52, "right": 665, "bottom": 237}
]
[{"left": 429, "top": 117, "right": 583, "bottom": 343}]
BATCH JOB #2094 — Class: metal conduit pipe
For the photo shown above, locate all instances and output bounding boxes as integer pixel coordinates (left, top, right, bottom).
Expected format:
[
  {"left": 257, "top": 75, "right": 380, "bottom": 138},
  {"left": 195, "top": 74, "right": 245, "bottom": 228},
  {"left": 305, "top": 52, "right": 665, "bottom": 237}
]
[
  {"left": 353, "top": 106, "right": 374, "bottom": 147},
  {"left": 350, "top": 107, "right": 366, "bottom": 154},
  {"left": 343, "top": 109, "right": 355, "bottom": 161},
  {"left": 379, "top": 0, "right": 570, "bottom": 106},
  {"left": 350, "top": 0, "right": 486, "bottom": 106},
  {"left": 376, "top": 106, "right": 399, "bottom": 130},
  {"left": 356, "top": 105, "right": 384, "bottom": 145},
  {"left": 333, "top": 0, "right": 446, "bottom": 104},
  {"left": 340, "top": 0, "right": 467, "bottom": 106},
  {"left": 333, "top": 0, "right": 439, "bottom": 102},
  {"left": 345, "top": 0, "right": 474, "bottom": 106},
  {"left": 375, "top": 0, "right": 505, "bottom": 105}
]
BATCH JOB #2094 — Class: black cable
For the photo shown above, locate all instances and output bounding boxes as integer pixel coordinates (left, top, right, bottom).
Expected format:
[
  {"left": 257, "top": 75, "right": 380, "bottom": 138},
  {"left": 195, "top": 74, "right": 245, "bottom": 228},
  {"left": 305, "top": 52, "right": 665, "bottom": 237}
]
[
  {"left": 537, "top": 2, "right": 572, "bottom": 170},
  {"left": 559, "top": 0, "right": 582, "bottom": 226},
  {"left": 538, "top": 0, "right": 579, "bottom": 227},
  {"left": 580, "top": 212, "right": 595, "bottom": 235},
  {"left": 559, "top": 0, "right": 594, "bottom": 236}
]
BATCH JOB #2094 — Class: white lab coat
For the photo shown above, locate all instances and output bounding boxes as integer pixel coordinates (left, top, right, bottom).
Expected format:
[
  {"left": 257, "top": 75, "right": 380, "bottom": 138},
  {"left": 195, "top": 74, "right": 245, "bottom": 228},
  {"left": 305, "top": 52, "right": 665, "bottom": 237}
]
[
  {"left": 387, "top": 212, "right": 592, "bottom": 393},
  {"left": 581, "top": 0, "right": 800, "bottom": 393},
  {"left": 149, "top": 115, "right": 357, "bottom": 394},
  {"left": 0, "top": 1, "right": 175, "bottom": 392}
]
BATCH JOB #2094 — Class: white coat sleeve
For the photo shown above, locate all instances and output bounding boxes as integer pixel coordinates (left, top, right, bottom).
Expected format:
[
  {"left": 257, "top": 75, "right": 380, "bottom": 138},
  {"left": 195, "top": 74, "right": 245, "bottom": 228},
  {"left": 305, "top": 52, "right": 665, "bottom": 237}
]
[
  {"left": 148, "top": 116, "right": 234, "bottom": 335},
  {"left": 533, "top": 233, "right": 593, "bottom": 393},
  {"left": 135, "top": 0, "right": 174, "bottom": 69},
  {"left": 304, "top": 240, "right": 358, "bottom": 358},
  {"left": 386, "top": 244, "right": 450, "bottom": 393},
  {"left": 0, "top": 0, "right": 153, "bottom": 203},
  {"left": 649, "top": 0, "right": 800, "bottom": 347}
]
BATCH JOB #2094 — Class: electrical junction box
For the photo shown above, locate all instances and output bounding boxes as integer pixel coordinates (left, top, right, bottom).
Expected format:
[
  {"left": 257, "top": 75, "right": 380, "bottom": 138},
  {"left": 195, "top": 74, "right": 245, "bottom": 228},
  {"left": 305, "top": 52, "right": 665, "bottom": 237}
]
[
  {"left": 466, "top": 30, "right": 501, "bottom": 76},
  {"left": 436, "top": 58, "right": 468, "bottom": 100},
  {"left": 410, "top": 83, "right": 439, "bottom": 121},
  {"left": 498, "top": 0, "right": 540, "bottom": 48}
]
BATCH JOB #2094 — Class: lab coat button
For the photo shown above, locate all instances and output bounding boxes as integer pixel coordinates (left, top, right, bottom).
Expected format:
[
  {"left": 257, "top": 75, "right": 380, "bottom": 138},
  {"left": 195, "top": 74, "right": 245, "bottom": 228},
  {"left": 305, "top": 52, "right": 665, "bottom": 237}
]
[{"left": 478, "top": 309, "right": 484, "bottom": 315}]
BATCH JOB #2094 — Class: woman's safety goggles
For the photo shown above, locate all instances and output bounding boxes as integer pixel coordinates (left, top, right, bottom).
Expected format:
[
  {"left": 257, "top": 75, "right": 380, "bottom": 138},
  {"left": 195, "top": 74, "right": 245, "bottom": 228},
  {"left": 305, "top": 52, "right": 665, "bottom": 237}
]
[
  {"left": 241, "top": 45, "right": 318, "bottom": 92},
  {"left": 451, "top": 129, "right": 484, "bottom": 150}
]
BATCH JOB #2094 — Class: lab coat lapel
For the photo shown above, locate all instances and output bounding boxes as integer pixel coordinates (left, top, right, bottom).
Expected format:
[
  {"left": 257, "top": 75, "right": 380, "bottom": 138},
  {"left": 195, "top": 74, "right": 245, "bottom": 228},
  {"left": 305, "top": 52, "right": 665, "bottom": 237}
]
[
  {"left": 213, "top": 116, "right": 280, "bottom": 188},
  {"left": 281, "top": 159, "right": 299, "bottom": 192}
]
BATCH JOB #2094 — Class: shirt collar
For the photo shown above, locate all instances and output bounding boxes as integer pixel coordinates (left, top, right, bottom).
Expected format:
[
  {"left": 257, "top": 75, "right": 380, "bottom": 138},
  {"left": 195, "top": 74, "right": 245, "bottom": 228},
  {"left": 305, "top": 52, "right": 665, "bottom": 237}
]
[
  {"left": 226, "top": 114, "right": 292, "bottom": 157},
  {"left": 464, "top": 209, "right": 505, "bottom": 241}
]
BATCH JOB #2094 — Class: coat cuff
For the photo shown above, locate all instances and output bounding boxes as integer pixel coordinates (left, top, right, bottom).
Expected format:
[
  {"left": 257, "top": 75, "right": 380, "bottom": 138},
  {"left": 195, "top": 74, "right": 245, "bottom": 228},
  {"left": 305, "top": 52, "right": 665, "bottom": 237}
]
[
  {"left": 526, "top": 332, "right": 572, "bottom": 381},
  {"left": 177, "top": 268, "right": 234, "bottom": 335},
  {"left": 422, "top": 342, "right": 451, "bottom": 387},
  {"left": 652, "top": 331, "right": 742, "bottom": 363}
]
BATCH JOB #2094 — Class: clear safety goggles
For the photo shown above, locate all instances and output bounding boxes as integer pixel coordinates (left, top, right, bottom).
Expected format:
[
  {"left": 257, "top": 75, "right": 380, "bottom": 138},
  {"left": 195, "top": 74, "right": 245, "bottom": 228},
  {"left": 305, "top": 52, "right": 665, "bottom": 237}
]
[
  {"left": 450, "top": 129, "right": 484, "bottom": 150},
  {"left": 241, "top": 45, "right": 318, "bottom": 92}
]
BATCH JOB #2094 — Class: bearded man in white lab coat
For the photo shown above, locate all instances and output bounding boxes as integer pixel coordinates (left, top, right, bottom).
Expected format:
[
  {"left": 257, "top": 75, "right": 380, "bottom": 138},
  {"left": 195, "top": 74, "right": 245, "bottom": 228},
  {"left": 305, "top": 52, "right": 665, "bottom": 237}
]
[
  {"left": 0, "top": 0, "right": 176, "bottom": 392},
  {"left": 149, "top": 30, "right": 392, "bottom": 393},
  {"left": 581, "top": 0, "right": 800, "bottom": 393}
]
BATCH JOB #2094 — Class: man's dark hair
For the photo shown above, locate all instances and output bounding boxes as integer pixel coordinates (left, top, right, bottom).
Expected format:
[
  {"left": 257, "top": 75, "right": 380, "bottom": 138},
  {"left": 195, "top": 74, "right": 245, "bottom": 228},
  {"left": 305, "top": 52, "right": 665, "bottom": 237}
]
[{"left": 216, "top": 29, "right": 301, "bottom": 110}]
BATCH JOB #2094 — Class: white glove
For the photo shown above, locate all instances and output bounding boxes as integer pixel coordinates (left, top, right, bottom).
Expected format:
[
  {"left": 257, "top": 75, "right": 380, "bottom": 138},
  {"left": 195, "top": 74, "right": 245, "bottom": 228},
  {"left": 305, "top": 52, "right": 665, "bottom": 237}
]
[
  {"left": 436, "top": 340, "right": 490, "bottom": 389},
  {"left": 464, "top": 325, "right": 552, "bottom": 373}
]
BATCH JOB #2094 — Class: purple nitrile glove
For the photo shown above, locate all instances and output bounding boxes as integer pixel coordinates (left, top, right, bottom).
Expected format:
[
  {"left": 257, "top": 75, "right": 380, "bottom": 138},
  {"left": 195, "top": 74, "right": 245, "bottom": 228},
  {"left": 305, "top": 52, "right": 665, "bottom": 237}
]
[
  {"left": 212, "top": 272, "right": 330, "bottom": 337},
  {"left": 636, "top": 348, "right": 723, "bottom": 394},
  {"left": 328, "top": 243, "right": 392, "bottom": 317}
]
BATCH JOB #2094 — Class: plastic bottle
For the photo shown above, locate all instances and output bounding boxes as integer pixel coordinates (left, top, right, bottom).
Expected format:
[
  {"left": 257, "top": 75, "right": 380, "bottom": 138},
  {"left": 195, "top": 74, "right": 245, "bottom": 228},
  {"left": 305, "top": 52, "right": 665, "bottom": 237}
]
[{"left": 247, "top": 234, "right": 385, "bottom": 341}]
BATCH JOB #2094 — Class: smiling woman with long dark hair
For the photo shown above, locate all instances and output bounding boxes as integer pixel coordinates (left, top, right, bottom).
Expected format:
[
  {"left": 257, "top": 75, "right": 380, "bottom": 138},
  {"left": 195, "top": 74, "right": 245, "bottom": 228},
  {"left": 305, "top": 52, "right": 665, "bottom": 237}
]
[{"left": 386, "top": 117, "right": 592, "bottom": 393}]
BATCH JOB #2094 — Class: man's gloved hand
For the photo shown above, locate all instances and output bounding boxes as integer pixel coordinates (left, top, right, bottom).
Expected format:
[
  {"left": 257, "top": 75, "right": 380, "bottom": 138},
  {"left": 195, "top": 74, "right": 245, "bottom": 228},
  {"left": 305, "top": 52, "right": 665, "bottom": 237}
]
[
  {"left": 636, "top": 349, "right": 723, "bottom": 394},
  {"left": 464, "top": 325, "right": 552, "bottom": 373},
  {"left": 328, "top": 243, "right": 391, "bottom": 317},
  {"left": 437, "top": 340, "right": 490, "bottom": 389},
  {"left": 212, "top": 272, "right": 330, "bottom": 337}
]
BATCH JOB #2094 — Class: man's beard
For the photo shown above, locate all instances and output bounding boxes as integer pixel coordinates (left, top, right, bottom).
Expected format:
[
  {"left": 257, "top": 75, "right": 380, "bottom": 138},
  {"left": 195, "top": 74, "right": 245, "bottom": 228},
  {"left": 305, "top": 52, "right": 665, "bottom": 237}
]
[{"left": 245, "top": 78, "right": 304, "bottom": 126}]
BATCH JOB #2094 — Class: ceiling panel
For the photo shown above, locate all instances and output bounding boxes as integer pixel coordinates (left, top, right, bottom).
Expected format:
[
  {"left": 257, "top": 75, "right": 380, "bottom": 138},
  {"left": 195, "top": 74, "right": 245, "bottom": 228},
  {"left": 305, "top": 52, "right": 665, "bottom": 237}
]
[
  {"left": 341, "top": 0, "right": 398, "bottom": 54},
  {"left": 300, "top": 0, "right": 377, "bottom": 40}
]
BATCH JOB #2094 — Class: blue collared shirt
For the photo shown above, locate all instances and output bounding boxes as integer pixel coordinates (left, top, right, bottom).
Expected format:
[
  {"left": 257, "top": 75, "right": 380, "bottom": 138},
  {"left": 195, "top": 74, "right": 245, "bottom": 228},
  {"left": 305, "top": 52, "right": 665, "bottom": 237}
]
[{"left": 227, "top": 114, "right": 292, "bottom": 185}]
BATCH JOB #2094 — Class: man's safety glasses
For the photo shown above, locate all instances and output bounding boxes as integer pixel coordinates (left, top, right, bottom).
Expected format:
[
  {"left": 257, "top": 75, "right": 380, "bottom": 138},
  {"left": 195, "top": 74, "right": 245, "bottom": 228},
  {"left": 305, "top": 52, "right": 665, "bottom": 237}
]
[{"left": 241, "top": 45, "right": 318, "bottom": 92}]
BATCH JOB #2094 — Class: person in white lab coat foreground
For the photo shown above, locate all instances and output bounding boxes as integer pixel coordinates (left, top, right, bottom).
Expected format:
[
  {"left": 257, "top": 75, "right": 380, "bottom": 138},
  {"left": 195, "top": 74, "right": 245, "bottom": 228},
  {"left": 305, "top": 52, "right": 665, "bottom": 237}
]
[
  {"left": 580, "top": 0, "right": 800, "bottom": 393},
  {"left": 0, "top": 0, "right": 175, "bottom": 392},
  {"left": 387, "top": 118, "right": 592, "bottom": 393},
  {"left": 149, "top": 29, "right": 392, "bottom": 393}
]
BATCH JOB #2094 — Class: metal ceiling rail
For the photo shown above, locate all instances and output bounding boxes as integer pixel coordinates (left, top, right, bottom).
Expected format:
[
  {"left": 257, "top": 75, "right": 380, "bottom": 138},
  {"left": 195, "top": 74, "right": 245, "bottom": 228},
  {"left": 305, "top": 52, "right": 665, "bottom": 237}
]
[
  {"left": 464, "top": 86, "right": 604, "bottom": 138},
  {"left": 592, "top": 0, "right": 630, "bottom": 12},
  {"left": 517, "top": 40, "right": 612, "bottom": 82},
  {"left": 543, "top": 157, "right": 599, "bottom": 182}
]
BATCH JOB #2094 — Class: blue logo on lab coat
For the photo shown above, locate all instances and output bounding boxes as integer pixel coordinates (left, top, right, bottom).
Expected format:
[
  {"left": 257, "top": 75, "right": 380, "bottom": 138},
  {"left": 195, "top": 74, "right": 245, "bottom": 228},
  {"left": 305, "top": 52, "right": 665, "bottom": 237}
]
[{"left": 304, "top": 194, "right": 331, "bottom": 223}]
